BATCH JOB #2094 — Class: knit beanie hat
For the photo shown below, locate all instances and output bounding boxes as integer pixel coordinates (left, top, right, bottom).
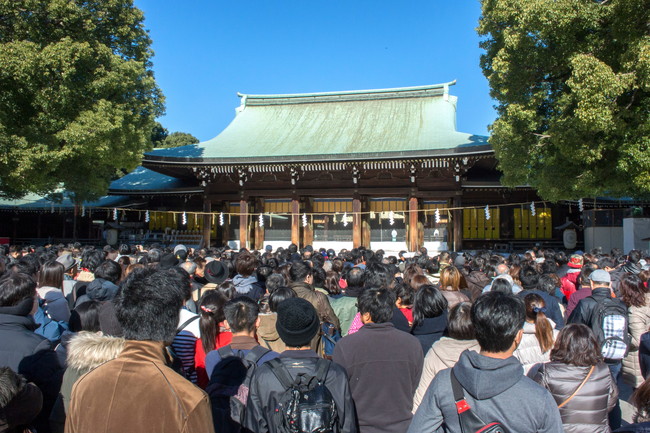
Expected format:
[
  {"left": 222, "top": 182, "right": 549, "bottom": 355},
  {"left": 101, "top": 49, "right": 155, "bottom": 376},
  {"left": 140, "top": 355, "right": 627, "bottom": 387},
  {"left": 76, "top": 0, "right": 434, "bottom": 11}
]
[{"left": 276, "top": 298, "right": 320, "bottom": 348}]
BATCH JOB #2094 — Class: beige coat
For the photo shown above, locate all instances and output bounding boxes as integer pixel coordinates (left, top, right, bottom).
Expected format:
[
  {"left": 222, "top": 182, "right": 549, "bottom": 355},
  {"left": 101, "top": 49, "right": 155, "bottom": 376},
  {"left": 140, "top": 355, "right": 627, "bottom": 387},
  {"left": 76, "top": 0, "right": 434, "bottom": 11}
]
[
  {"left": 256, "top": 313, "right": 287, "bottom": 353},
  {"left": 513, "top": 319, "right": 558, "bottom": 376},
  {"left": 623, "top": 293, "right": 650, "bottom": 388},
  {"left": 412, "top": 337, "right": 480, "bottom": 412}
]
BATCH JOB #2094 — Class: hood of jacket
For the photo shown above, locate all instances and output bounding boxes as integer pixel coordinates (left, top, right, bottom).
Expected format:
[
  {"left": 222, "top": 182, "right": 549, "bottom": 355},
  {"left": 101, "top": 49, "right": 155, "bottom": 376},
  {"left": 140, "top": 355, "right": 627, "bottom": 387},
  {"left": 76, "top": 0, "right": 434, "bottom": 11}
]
[
  {"left": 232, "top": 274, "right": 258, "bottom": 293},
  {"left": 66, "top": 331, "right": 125, "bottom": 371},
  {"left": 257, "top": 313, "right": 280, "bottom": 342},
  {"left": 431, "top": 337, "right": 480, "bottom": 368},
  {"left": 453, "top": 349, "right": 523, "bottom": 400},
  {"left": 86, "top": 278, "right": 119, "bottom": 301}
]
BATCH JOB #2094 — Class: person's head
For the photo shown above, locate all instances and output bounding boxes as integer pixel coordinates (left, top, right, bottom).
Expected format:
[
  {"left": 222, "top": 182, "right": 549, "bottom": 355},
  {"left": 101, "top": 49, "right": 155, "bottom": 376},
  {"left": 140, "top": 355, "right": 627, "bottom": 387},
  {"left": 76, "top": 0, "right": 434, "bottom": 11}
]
[
  {"left": 217, "top": 281, "right": 237, "bottom": 300},
  {"left": 198, "top": 290, "right": 228, "bottom": 353},
  {"left": 409, "top": 274, "right": 429, "bottom": 292},
  {"left": 94, "top": 260, "right": 122, "bottom": 284},
  {"left": 619, "top": 273, "right": 649, "bottom": 308},
  {"left": 223, "top": 296, "right": 259, "bottom": 335},
  {"left": 394, "top": 283, "right": 414, "bottom": 309},
  {"left": 524, "top": 293, "right": 554, "bottom": 353},
  {"left": 180, "top": 261, "right": 197, "bottom": 276},
  {"left": 275, "top": 297, "right": 319, "bottom": 348},
  {"left": 537, "top": 274, "right": 558, "bottom": 295},
  {"left": 115, "top": 268, "right": 185, "bottom": 342},
  {"left": 235, "top": 251, "right": 257, "bottom": 277},
  {"left": 490, "top": 276, "right": 513, "bottom": 294},
  {"left": 629, "top": 250, "right": 642, "bottom": 264},
  {"left": 289, "top": 261, "right": 312, "bottom": 284},
  {"left": 589, "top": 269, "right": 611, "bottom": 290},
  {"left": 550, "top": 323, "right": 602, "bottom": 366},
  {"left": 69, "top": 300, "right": 101, "bottom": 333},
  {"left": 346, "top": 266, "right": 365, "bottom": 289},
  {"left": 265, "top": 273, "right": 285, "bottom": 294},
  {"left": 412, "top": 285, "right": 448, "bottom": 329},
  {"left": 363, "top": 262, "right": 393, "bottom": 289},
  {"left": 439, "top": 266, "right": 461, "bottom": 291},
  {"left": 38, "top": 260, "right": 64, "bottom": 289},
  {"left": 471, "top": 291, "right": 525, "bottom": 354},
  {"left": 81, "top": 249, "right": 104, "bottom": 273},
  {"left": 447, "top": 302, "right": 475, "bottom": 340},
  {"left": 324, "top": 271, "right": 341, "bottom": 296},
  {"left": 357, "top": 288, "right": 395, "bottom": 324},
  {"left": 519, "top": 265, "right": 539, "bottom": 290},
  {"left": 0, "top": 273, "right": 36, "bottom": 309},
  {"left": 269, "top": 287, "right": 297, "bottom": 313}
]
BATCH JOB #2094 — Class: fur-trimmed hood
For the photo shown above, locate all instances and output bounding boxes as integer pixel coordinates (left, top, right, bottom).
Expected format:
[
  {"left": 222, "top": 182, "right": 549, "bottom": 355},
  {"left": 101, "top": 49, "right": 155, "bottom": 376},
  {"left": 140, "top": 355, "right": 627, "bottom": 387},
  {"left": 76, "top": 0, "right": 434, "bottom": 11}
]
[{"left": 66, "top": 331, "right": 125, "bottom": 371}]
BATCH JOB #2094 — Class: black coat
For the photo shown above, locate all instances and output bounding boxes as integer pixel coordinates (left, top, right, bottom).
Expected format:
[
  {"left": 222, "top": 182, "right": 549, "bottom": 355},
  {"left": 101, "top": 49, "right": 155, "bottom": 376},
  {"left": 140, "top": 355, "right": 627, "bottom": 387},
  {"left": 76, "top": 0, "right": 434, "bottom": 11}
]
[
  {"left": 243, "top": 350, "right": 357, "bottom": 433},
  {"left": 0, "top": 306, "right": 64, "bottom": 433},
  {"left": 567, "top": 287, "right": 625, "bottom": 331},
  {"left": 518, "top": 289, "right": 565, "bottom": 329},
  {"left": 410, "top": 312, "right": 448, "bottom": 356}
]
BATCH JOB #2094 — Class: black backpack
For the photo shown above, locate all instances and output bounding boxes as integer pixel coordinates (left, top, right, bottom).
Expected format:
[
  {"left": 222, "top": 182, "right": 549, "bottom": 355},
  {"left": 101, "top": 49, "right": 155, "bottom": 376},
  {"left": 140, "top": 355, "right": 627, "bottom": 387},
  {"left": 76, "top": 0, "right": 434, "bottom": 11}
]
[
  {"left": 587, "top": 295, "right": 630, "bottom": 361},
  {"left": 206, "top": 345, "right": 271, "bottom": 433},
  {"left": 451, "top": 370, "right": 509, "bottom": 433},
  {"left": 268, "top": 357, "right": 339, "bottom": 433}
]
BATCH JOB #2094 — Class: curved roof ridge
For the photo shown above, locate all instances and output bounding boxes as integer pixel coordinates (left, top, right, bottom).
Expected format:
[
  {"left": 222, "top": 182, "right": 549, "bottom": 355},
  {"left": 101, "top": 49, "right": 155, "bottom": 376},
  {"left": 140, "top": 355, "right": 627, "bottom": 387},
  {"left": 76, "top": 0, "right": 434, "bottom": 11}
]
[{"left": 237, "top": 80, "right": 456, "bottom": 99}]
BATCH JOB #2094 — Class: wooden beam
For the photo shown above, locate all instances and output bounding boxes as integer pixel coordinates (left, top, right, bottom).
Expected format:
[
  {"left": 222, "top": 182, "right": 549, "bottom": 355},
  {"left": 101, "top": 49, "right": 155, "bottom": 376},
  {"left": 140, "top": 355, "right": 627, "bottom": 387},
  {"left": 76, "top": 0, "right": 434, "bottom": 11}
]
[
  {"left": 408, "top": 197, "right": 419, "bottom": 252},
  {"left": 291, "top": 198, "right": 300, "bottom": 247},
  {"left": 353, "top": 197, "right": 362, "bottom": 248},
  {"left": 202, "top": 197, "right": 211, "bottom": 248},
  {"left": 239, "top": 199, "right": 248, "bottom": 249},
  {"left": 453, "top": 196, "right": 463, "bottom": 251}
]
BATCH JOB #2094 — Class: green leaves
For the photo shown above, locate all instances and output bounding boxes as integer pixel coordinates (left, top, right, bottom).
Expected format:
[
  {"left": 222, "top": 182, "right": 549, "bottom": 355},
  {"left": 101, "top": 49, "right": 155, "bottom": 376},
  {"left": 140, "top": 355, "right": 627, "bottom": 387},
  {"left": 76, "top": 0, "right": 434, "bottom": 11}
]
[
  {"left": 0, "top": 0, "right": 163, "bottom": 201},
  {"left": 479, "top": 0, "right": 650, "bottom": 201}
]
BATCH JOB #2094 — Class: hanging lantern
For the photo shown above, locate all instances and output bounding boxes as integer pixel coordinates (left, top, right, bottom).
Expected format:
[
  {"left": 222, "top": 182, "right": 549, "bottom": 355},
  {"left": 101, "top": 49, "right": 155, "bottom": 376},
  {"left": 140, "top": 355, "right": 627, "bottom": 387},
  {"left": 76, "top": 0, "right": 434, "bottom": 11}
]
[
  {"left": 145, "top": 210, "right": 150, "bottom": 223},
  {"left": 113, "top": 208, "right": 118, "bottom": 221},
  {"left": 578, "top": 198, "right": 584, "bottom": 212},
  {"left": 435, "top": 208, "right": 441, "bottom": 224},
  {"left": 219, "top": 212, "right": 224, "bottom": 226},
  {"left": 81, "top": 206, "right": 86, "bottom": 217},
  {"left": 258, "top": 213, "right": 264, "bottom": 228},
  {"left": 302, "top": 213, "right": 308, "bottom": 227},
  {"left": 342, "top": 212, "right": 348, "bottom": 227},
  {"left": 530, "top": 202, "right": 536, "bottom": 216},
  {"left": 181, "top": 211, "right": 187, "bottom": 225},
  {"left": 389, "top": 211, "right": 395, "bottom": 226},
  {"left": 485, "top": 205, "right": 491, "bottom": 220}
]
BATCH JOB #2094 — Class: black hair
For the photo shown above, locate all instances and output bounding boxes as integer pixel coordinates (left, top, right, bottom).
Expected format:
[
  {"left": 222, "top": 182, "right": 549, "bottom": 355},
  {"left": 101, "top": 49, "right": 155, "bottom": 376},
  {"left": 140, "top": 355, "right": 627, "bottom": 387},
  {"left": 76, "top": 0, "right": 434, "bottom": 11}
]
[
  {"left": 223, "top": 296, "right": 259, "bottom": 333},
  {"left": 537, "top": 274, "right": 557, "bottom": 295},
  {"left": 363, "top": 262, "right": 392, "bottom": 289},
  {"left": 265, "top": 273, "right": 286, "bottom": 294},
  {"left": 10, "top": 256, "right": 39, "bottom": 277},
  {"left": 166, "top": 267, "right": 192, "bottom": 302},
  {"left": 69, "top": 300, "right": 101, "bottom": 332},
  {"left": 217, "top": 281, "right": 237, "bottom": 300},
  {"left": 447, "top": 302, "right": 475, "bottom": 340},
  {"left": 412, "top": 285, "right": 448, "bottom": 329},
  {"left": 0, "top": 273, "right": 36, "bottom": 307},
  {"left": 81, "top": 249, "right": 104, "bottom": 273},
  {"left": 115, "top": 268, "right": 185, "bottom": 342},
  {"left": 471, "top": 291, "right": 525, "bottom": 353},
  {"left": 198, "top": 290, "right": 228, "bottom": 353},
  {"left": 357, "top": 288, "right": 395, "bottom": 323},
  {"left": 269, "top": 287, "right": 297, "bottom": 312},
  {"left": 256, "top": 265, "right": 273, "bottom": 283},
  {"left": 311, "top": 266, "right": 326, "bottom": 288},
  {"left": 519, "top": 265, "right": 540, "bottom": 290},
  {"left": 394, "top": 283, "right": 414, "bottom": 307},
  {"left": 94, "top": 260, "right": 122, "bottom": 284},
  {"left": 289, "top": 261, "right": 311, "bottom": 283},
  {"left": 118, "top": 244, "right": 130, "bottom": 256},
  {"left": 346, "top": 267, "right": 365, "bottom": 288},
  {"left": 489, "top": 278, "right": 512, "bottom": 294},
  {"left": 629, "top": 250, "right": 642, "bottom": 264},
  {"left": 597, "top": 257, "right": 616, "bottom": 270}
]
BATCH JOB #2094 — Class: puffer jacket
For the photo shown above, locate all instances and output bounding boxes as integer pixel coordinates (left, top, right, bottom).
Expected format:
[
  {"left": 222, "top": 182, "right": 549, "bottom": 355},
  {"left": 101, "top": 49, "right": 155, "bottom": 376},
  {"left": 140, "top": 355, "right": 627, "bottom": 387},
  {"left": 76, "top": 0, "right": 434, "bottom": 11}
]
[
  {"left": 464, "top": 271, "right": 491, "bottom": 301},
  {"left": 440, "top": 290, "right": 469, "bottom": 310},
  {"left": 412, "top": 337, "right": 480, "bottom": 412},
  {"left": 513, "top": 319, "right": 558, "bottom": 376},
  {"left": 533, "top": 361, "right": 617, "bottom": 433},
  {"left": 623, "top": 293, "right": 650, "bottom": 388}
]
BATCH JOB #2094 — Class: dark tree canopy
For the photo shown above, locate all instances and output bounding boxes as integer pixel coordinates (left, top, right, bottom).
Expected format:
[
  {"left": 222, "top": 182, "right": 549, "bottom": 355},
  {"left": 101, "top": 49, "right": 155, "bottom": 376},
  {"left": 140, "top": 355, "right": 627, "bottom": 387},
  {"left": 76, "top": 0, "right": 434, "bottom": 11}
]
[
  {"left": 0, "top": 0, "right": 164, "bottom": 201},
  {"left": 161, "top": 131, "right": 200, "bottom": 148},
  {"left": 479, "top": 0, "right": 649, "bottom": 201}
]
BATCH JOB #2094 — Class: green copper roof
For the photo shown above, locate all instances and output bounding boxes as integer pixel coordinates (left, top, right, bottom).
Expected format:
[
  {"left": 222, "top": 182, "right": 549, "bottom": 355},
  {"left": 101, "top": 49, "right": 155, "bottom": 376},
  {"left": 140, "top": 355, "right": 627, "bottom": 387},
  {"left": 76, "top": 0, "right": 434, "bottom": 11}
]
[{"left": 144, "top": 81, "right": 490, "bottom": 164}]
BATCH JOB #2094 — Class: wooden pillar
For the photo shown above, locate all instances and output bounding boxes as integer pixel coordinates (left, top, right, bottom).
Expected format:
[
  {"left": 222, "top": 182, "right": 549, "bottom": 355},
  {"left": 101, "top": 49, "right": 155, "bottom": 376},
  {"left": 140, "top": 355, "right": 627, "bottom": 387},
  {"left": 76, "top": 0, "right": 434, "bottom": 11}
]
[
  {"left": 361, "top": 197, "right": 371, "bottom": 248},
  {"left": 239, "top": 199, "right": 248, "bottom": 250},
  {"left": 353, "top": 197, "right": 362, "bottom": 248},
  {"left": 303, "top": 198, "right": 314, "bottom": 247},
  {"left": 453, "top": 196, "right": 463, "bottom": 251},
  {"left": 408, "top": 197, "right": 419, "bottom": 252},
  {"left": 291, "top": 198, "right": 300, "bottom": 248},
  {"left": 202, "top": 197, "right": 211, "bottom": 248},
  {"left": 254, "top": 198, "right": 265, "bottom": 250}
]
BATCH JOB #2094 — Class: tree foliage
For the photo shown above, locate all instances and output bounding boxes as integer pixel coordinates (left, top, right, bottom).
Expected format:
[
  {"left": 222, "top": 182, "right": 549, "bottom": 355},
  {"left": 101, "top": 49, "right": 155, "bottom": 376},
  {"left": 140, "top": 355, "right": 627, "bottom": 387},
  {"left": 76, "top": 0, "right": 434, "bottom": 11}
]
[
  {"left": 478, "top": 0, "right": 649, "bottom": 201},
  {"left": 161, "top": 131, "right": 200, "bottom": 148},
  {"left": 150, "top": 121, "right": 169, "bottom": 148},
  {"left": 0, "top": 0, "right": 164, "bottom": 201}
]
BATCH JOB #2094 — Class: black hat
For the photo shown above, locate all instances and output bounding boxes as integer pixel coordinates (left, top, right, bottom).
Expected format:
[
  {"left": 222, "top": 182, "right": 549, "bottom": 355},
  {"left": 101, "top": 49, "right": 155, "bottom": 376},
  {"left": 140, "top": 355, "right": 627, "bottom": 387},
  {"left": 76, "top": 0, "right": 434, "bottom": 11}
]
[
  {"left": 159, "top": 253, "right": 179, "bottom": 270},
  {"left": 204, "top": 260, "right": 228, "bottom": 284},
  {"left": 276, "top": 298, "right": 320, "bottom": 347}
]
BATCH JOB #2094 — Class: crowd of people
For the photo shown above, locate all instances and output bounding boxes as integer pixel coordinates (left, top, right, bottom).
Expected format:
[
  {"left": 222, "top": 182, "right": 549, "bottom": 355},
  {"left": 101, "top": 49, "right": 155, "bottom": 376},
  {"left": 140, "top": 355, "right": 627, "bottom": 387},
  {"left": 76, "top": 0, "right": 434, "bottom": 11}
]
[{"left": 1, "top": 241, "right": 650, "bottom": 432}]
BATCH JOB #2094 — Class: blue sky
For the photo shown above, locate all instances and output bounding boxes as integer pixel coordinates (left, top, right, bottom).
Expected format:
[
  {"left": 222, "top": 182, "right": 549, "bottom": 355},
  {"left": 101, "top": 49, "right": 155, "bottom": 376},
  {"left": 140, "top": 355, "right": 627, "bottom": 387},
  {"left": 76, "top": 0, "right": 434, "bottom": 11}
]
[{"left": 134, "top": 0, "right": 496, "bottom": 142}]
